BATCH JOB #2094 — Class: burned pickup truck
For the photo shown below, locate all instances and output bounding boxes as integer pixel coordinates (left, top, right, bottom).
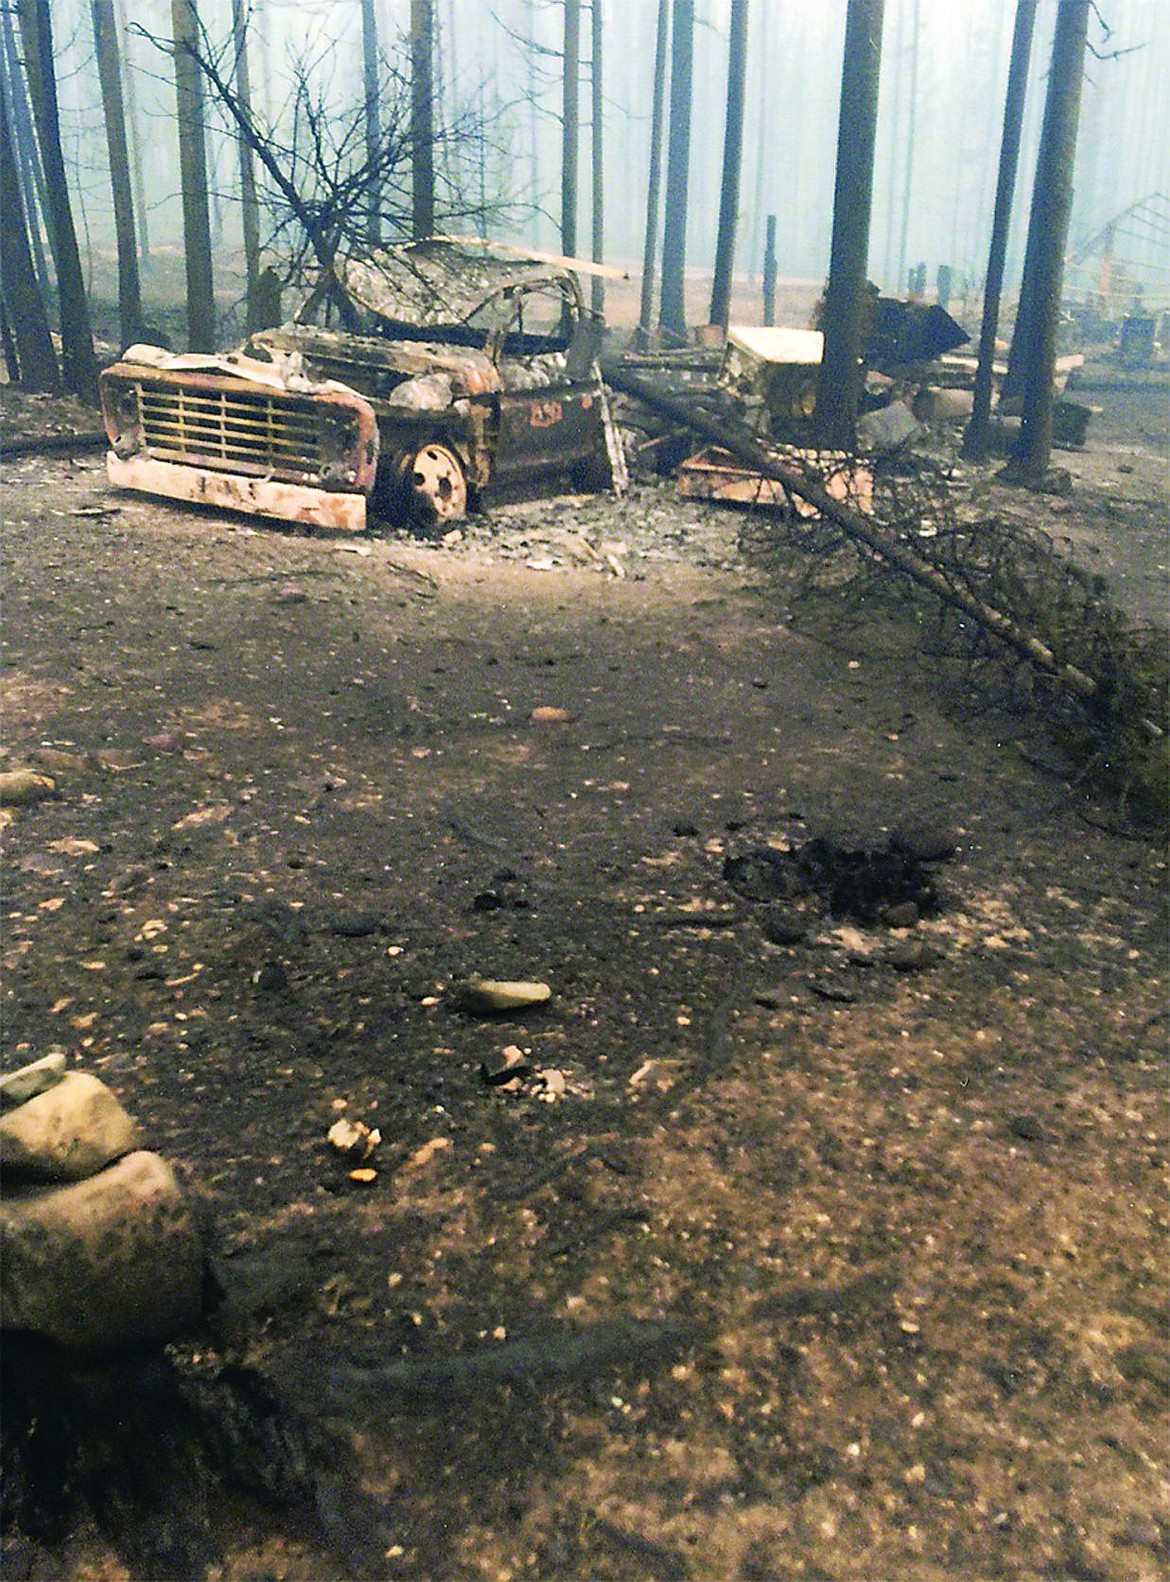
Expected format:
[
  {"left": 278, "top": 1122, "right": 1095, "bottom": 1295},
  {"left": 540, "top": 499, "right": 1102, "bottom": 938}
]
[{"left": 99, "top": 239, "right": 627, "bottom": 533}]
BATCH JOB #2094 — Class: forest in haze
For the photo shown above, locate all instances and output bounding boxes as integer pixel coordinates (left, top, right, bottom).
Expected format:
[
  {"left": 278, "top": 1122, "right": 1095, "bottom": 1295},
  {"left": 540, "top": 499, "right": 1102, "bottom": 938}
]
[{"left": 5, "top": 0, "right": 1168, "bottom": 355}]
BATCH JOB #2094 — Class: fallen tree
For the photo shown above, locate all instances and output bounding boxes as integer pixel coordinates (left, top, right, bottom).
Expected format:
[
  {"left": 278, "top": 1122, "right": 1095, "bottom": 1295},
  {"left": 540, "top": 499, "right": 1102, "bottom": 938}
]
[{"left": 606, "top": 360, "right": 1166, "bottom": 827}]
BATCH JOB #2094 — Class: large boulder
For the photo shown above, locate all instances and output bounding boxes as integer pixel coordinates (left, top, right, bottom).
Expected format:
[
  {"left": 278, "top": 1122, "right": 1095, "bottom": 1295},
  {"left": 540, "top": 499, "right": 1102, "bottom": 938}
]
[{"left": 1, "top": 1150, "right": 205, "bottom": 1357}]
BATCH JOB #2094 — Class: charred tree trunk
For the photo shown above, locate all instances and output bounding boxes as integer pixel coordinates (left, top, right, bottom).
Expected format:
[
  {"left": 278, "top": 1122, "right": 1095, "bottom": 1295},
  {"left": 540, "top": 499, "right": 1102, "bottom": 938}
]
[
  {"left": 1, "top": 6, "right": 50, "bottom": 305},
  {"left": 709, "top": 0, "right": 748, "bottom": 331},
  {"left": 113, "top": 0, "right": 149, "bottom": 265},
  {"left": 659, "top": 0, "right": 694, "bottom": 346},
  {"left": 171, "top": 0, "right": 216, "bottom": 351},
  {"left": 762, "top": 212, "right": 777, "bottom": 324},
  {"left": 361, "top": 0, "right": 382, "bottom": 243},
  {"left": 561, "top": 0, "right": 580, "bottom": 257},
  {"left": 895, "top": 0, "right": 918, "bottom": 295},
  {"left": 0, "top": 90, "right": 59, "bottom": 390},
  {"left": 523, "top": 0, "right": 542, "bottom": 243},
  {"left": 231, "top": 0, "right": 263, "bottom": 330},
  {"left": 814, "top": 0, "right": 884, "bottom": 449},
  {"left": 635, "top": 0, "right": 669, "bottom": 349},
  {"left": 589, "top": 0, "right": 604, "bottom": 314},
  {"left": 1001, "top": 0, "right": 1090, "bottom": 487},
  {"left": 90, "top": 0, "right": 145, "bottom": 347},
  {"left": 410, "top": 0, "right": 434, "bottom": 240},
  {"left": 16, "top": 0, "right": 100, "bottom": 402},
  {"left": 962, "top": 0, "right": 1036, "bottom": 461}
]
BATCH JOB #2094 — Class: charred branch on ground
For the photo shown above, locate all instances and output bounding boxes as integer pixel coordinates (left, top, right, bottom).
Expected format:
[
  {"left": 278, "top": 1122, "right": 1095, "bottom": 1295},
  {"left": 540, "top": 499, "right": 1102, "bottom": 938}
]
[{"left": 611, "top": 364, "right": 1168, "bottom": 832}]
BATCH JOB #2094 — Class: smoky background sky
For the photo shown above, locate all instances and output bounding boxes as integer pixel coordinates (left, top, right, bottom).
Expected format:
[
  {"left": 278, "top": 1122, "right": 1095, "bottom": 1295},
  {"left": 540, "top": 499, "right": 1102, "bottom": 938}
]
[{"left": 41, "top": 0, "right": 1170, "bottom": 307}]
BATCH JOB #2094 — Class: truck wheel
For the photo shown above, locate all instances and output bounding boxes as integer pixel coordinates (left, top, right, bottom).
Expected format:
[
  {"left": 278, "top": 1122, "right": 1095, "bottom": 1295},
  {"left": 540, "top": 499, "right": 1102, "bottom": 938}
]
[{"left": 402, "top": 443, "right": 467, "bottom": 529}]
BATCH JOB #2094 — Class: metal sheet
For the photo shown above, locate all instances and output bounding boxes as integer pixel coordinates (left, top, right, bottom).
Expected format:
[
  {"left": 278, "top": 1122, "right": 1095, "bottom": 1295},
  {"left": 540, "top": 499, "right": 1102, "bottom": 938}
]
[
  {"left": 725, "top": 327, "right": 824, "bottom": 366},
  {"left": 335, "top": 240, "right": 585, "bottom": 331},
  {"left": 106, "top": 453, "right": 368, "bottom": 531},
  {"left": 678, "top": 446, "right": 873, "bottom": 518}
]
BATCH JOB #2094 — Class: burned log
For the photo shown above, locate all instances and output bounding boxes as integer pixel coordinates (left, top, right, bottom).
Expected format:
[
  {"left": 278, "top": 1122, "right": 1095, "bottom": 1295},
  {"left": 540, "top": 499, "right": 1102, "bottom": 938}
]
[
  {"left": 0, "top": 430, "right": 108, "bottom": 458},
  {"left": 322, "top": 1316, "right": 705, "bottom": 1405}
]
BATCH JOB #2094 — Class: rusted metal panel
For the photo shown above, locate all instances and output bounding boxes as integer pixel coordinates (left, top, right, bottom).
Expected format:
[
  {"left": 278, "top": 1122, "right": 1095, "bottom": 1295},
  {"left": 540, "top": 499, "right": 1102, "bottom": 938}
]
[
  {"left": 491, "top": 386, "right": 608, "bottom": 484},
  {"left": 331, "top": 237, "right": 623, "bottom": 331},
  {"left": 864, "top": 298, "right": 969, "bottom": 372},
  {"left": 101, "top": 357, "right": 379, "bottom": 494},
  {"left": 105, "top": 453, "right": 369, "bottom": 531},
  {"left": 678, "top": 445, "right": 873, "bottom": 518},
  {"left": 722, "top": 327, "right": 824, "bottom": 366},
  {"left": 677, "top": 446, "right": 791, "bottom": 505},
  {"left": 939, "top": 350, "right": 1083, "bottom": 393},
  {"left": 253, "top": 326, "right": 504, "bottom": 399},
  {"left": 433, "top": 235, "right": 630, "bottom": 280}
]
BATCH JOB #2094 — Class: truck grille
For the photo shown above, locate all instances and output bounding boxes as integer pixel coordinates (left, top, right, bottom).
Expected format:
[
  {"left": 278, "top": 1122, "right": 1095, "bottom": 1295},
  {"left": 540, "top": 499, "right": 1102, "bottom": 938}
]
[{"left": 135, "top": 380, "right": 332, "bottom": 482}]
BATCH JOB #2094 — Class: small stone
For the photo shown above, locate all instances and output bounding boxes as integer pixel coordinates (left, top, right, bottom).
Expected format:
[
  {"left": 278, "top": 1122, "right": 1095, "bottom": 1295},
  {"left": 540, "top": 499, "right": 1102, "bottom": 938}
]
[
  {"left": 108, "top": 865, "right": 150, "bottom": 896},
  {"left": 0, "top": 1072, "right": 140, "bottom": 1182},
  {"left": 253, "top": 960, "right": 289, "bottom": 994},
  {"left": 1007, "top": 1114, "right": 1045, "bottom": 1142},
  {"left": 454, "top": 977, "right": 552, "bottom": 1014},
  {"left": 881, "top": 900, "right": 920, "bottom": 929},
  {"left": 889, "top": 821, "right": 957, "bottom": 863},
  {"left": 327, "top": 1117, "right": 380, "bottom": 1160},
  {"left": 49, "top": 837, "right": 99, "bottom": 856},
  {"left": 0, "top": 1053, "right": 68, "bottom": 1109},
  {"left": 405, "top": 1136, "right": 450, "bottom": 1170},
  {"left": 811, "top": 978, "right": 857, "bottom": 1003},
  {"left": 480, "top": 1045, "right": 531, "bottom": 1085},
  {"left": 0, "top": 769, "right": 57, "bottom": 806},
  {"left": 762, "top": 907, "right": 809, "bottom": 945},
  {"left": 537, "top": 1068, "right": 567, "bottom": 1102},
  {"left": 885, "top": 939, "right": 939, "bottom": 971},
  {"left": 531, "top": 706, "right": 571, "bottom": 723},
  {"left": 95, "top": 748, "right": 143, "bottom": 772},
  {"left": 723, "top": 848, "right": 792, "bottom": 902},
  {"left": 752, "top": 986, "right": 789, "bottom": 1009},
  {"left": 1037, "top": 467, "right": 1073, "bottom": 498},
  {"left": 145, "top": 731, "right": 183, "bottom": 752},
  {"left": 672, "top": 818, "right": 700, "bottom": 838},
  {"left": 471, "top": 889, "right": 504, "bottom": 912},
  {"left": 327, "top": 910, "right": 380, "bottom": 937},
  {"left": 33, "top": 748, "right": 91, "bottom": 774}
]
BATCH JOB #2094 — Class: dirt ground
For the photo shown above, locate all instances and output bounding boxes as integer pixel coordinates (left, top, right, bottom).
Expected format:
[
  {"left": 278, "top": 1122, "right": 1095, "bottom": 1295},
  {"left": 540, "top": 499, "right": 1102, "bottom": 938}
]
[{"left": 1, "top": 376, "right": 1167, "bottom": 1582}]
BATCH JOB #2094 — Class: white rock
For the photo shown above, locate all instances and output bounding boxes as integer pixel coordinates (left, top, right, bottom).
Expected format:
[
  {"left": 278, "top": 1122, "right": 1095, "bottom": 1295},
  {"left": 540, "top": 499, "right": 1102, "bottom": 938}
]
[
  {"left": 0, "top": 1052, "right": 67, "bottom": 1109},
  {"left": 455, "top": 977, "right": 552, "bottom": 1013},
  {"left": 0, "top": 1071, "right": 140, "bottom": 1181}
]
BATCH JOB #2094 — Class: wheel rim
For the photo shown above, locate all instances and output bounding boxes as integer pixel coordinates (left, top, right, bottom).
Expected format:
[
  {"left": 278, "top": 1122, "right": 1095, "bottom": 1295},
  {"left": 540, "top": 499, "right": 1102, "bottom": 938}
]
[{"left": 406, "top": 443, "right": 467, "bottom": 525}]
